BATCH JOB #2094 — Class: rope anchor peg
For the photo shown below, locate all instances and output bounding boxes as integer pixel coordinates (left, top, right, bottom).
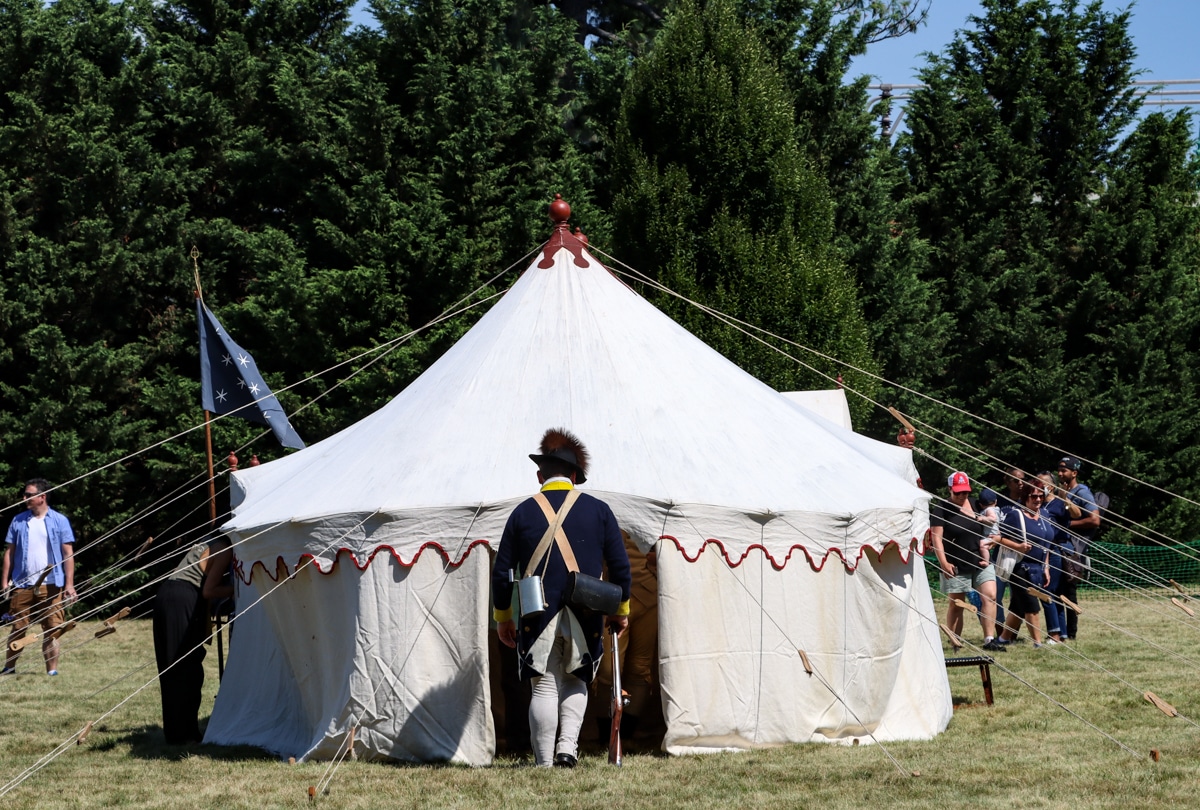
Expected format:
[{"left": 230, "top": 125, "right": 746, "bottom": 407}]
[
  {"left": 94, "top": 607, "right": 131, "bottom": 639},
  {"left": 797, "top": 648, "right": 814, "bottom": 675},
  {"left": 1059, "top": 594, "right": 1082, "bottom": 615},
  {"left": 9, "top": 620, "right": 77, "bottom": 652},
  {"left": 1144, "top": 691, "right": 1179, "bottom": 718}
]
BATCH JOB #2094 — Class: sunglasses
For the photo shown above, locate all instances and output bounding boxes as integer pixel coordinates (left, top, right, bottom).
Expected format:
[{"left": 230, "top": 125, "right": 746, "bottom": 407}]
[{"left": 21, "top": 491, "right": 41, "bottom": 498}]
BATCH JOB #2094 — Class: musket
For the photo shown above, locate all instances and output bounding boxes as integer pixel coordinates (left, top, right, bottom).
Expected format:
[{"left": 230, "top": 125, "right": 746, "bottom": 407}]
[{"left": 608, "top": 627, "right": 628, "bottom": 766}]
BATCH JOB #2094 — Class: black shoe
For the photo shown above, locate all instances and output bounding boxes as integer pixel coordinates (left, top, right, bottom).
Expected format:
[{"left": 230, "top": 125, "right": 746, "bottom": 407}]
[
  {"left": 982, "top": 639, "right": 1007, "bottom": 652},
  {"left": 553, "top": 753, "right": 577, "bottom": 768}
]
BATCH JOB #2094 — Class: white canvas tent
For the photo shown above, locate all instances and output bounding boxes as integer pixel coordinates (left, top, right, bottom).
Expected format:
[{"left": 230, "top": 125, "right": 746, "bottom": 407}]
[
  {"left": 780, "top": 389, "right": 854, "bottom": 430},
  {"left": 204, "top": 214, "right": 951, "bottom": 763}
]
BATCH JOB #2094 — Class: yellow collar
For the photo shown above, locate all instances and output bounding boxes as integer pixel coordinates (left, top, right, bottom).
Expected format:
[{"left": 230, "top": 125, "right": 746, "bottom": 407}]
[{"left": 540, "top": 480, "right": 574, "bottom": 492}]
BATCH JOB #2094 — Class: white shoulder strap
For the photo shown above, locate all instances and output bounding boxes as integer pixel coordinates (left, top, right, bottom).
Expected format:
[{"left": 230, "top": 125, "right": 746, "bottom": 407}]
[{"left": 524, "top": 490, "right": 582, "bottom": 578}]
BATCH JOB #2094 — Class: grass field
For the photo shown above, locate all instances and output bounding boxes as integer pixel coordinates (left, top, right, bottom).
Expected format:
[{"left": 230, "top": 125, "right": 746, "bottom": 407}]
[{"left": 1, "top": 593, "right": 1198, "bottom": 809}]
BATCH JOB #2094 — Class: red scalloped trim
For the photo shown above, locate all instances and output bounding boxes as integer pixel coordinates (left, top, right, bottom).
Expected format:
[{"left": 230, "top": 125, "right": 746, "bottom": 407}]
[
  {"left": 658, "top": 534, "right": 926, "bottom": 573},
  {"left": 236, "top": 538, "right": 494, "bottom": 584},
  {"left": 235, "top": 535, "right": 927, "bottom": 583}
]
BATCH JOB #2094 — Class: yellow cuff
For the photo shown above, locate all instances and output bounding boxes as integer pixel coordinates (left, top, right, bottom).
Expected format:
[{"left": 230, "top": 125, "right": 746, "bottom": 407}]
[
  {"left": 615, "top": 600, "right": 630, "bottom": 617},
  {"left": 494, "top": 607, "right": 513, "bottom": 623}
]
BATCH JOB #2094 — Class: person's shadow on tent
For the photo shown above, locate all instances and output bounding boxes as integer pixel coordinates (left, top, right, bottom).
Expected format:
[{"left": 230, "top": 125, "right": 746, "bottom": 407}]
[{"left": 376, "top": 658, "right": 485, "bottom": 764}]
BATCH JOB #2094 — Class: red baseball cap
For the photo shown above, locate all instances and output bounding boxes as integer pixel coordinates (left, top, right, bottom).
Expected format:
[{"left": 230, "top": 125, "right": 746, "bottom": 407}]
[{"left": 947, "top": 472, "right": 971, "bottom": 493}]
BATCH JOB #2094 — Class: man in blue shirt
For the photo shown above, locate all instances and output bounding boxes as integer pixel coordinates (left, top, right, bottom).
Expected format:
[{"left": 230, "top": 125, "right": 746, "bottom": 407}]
[
  {"left": 1056, "top": 457, "right": 1099, "bottom": 640},
  {"left": 2, "top": 479, "right": 77, "bottom": 675}
]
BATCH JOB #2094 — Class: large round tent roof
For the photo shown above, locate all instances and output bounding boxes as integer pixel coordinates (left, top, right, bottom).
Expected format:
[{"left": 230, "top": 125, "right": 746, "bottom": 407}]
[{"left": 223, "top": 201, "right": 928, "bottom": 573}]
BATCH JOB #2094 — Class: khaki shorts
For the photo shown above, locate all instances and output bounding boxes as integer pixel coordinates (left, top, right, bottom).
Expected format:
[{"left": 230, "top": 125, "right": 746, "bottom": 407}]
[
  {"left": 940, "top": 564, "right": 996, "bottom": 595},
  {"left": 9, "top": 585, "right": 64, "bottom": 634}
]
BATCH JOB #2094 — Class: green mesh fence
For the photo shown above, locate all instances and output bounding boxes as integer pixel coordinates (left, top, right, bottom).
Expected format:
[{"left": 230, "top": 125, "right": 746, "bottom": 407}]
[
  {"left": 1084, "top": 540, "right": 1200, "bottom": 593},
  {"left": 923, "top": 540, "right": 1200, "bottom": 598}
]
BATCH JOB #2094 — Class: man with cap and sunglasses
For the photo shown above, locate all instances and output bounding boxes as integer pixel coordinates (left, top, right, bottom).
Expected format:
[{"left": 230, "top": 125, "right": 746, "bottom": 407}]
[
  {"left": 492, "top": 429, "right": 632, "bottom": 768},
  {"left": 2, "top": 479, "right": 76, "bottom": 675},
  {"left": 1055, "top": 456, "right": 1099, "bottom": 640}
]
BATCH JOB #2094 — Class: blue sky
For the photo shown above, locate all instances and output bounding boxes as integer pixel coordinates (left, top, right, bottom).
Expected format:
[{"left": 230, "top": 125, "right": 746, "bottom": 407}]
[
  {"left": 347, "top": 1, "right": 1199, "bottom": 113},
  {"left": 850, "top": 1, "right": 1200, "bottom": 88}
]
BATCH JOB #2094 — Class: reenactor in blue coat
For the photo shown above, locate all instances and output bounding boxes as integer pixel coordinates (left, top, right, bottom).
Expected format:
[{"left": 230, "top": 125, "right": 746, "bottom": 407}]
[{"left": 492, "top": 429, "right": 631, "bottom": 767}]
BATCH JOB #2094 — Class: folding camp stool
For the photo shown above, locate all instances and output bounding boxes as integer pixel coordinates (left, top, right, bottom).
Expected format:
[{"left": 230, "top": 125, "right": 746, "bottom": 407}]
[{"left": 944, "top": 655, "right": 995, "bottom": 706}]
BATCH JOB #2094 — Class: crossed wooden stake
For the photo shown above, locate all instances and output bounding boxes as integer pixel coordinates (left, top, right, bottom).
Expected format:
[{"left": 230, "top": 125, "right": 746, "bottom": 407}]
[
  {"left": 93, "top": 607, "right": 131, "bottom": 640},
  {"left": 8, "top": 620, "right": 78, "bottom": 652}
]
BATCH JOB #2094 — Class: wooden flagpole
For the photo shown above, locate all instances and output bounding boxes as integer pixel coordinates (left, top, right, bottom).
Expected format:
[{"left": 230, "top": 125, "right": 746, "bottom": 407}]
[{"left": 193, "top": 247, "right": 218, "bottom": 528}]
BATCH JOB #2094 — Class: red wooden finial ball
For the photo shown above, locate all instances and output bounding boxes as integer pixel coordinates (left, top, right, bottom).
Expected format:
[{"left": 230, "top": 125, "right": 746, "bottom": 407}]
[
  {"left": 549, "top": 194, "right": 571, "bottom": 223},
  {"left": 227, "top": 451, "right": 239, "bottom": 471},
  {"left": 249, "top": 454, "right": 261, "bottom": 467}
]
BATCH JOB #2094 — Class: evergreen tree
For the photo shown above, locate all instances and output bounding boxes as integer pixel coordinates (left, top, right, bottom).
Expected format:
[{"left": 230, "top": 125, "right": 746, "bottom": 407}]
[
  {"left": 898, "top": 0, "right": 1200, "bottom": 536},
  {"left": 0, "top": 0, "right": 601, "bottom": 596},
  {"left": 0, "top": 0, "right": 197, "bottom": 559},
  {"left": 610, "top": 0, "right": 877, "bottom": 413},
  {"left": 737, "top": 0, "right": 947, "bottom": 431},
  {"left": 1074, "top": 112, "right": 1200, "bottom": 542}
]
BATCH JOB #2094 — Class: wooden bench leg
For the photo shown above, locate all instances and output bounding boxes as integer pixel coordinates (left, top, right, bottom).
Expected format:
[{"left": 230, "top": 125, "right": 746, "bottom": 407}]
[{"left": 978, "top": 663, "right": 994, "bottom": 706}]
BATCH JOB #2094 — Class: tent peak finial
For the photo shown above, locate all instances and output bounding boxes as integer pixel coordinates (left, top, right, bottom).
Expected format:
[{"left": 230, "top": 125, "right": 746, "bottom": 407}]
[
  {"left": 549, "top": 194, "right": 571, "bottom": 226},
  {"left": 537, "top": 194, "right": 589, "bottom": 269}
]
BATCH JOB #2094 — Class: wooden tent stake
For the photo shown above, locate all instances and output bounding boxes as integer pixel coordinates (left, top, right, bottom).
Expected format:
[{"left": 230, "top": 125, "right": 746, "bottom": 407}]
[
  {"left": 77, "top": 721, "right": 93, "bottom": 745},
  {"left": 1144, "top": 691, "right": 1179, "bottom": 717},
  {"left": 50, "top": 620, "right": 77, "bottom": 640},
  {"left": 939, "top": 624, "right": 961, "bottom": 648},
  {"left": 1170, "top": 597, "right": 1195, "bottom": 617},
  {"left": 95, "top": 607, "right": 131, "bottom": 639},
  {"left": 797, "top": 649, "right": 814, "bottom": 675},
  {"left": 9, "top": 634, "right": 38, "bottom": 652},
  {"left": 953, "top": 597, "right": 978, "bottom": 615},
  {"left": 888, "top": 406, "right": 917, "bottom": 434},
  {"left": 1026, "top": 586, "right": 1051, "bottom": 604},
  {"left": 103, "top": 607, "right": 131, "bottom": 626},
  {"left": 134, "top": 536, "right": 155, "bottom": 562},
  {"left": 11, "top": 620, "right": 78, "bottom": 651}
]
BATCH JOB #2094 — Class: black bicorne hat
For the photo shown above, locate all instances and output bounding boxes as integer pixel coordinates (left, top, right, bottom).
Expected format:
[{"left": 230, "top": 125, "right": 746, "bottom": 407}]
[{"left": 529, "top": 428, "right": 590, "bottom": 484}]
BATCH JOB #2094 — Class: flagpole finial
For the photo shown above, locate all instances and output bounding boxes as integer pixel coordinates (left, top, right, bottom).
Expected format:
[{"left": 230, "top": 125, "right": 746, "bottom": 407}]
[
  {"left": 191, "top": 246, "right": 203, "bottom": 301},
  {"left": 228, "top": 451, "right": 239, "bottom": 471}
]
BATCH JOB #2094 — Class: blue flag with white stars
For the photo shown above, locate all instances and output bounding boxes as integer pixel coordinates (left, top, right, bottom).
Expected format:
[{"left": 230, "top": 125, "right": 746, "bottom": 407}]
[{"left": 197, "top": 300, "right": 305, "bottom": 450}]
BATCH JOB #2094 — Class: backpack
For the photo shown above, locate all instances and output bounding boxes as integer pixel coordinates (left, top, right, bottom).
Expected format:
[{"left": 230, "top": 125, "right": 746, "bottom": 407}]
[
  {"left": 1064, "top": 491, "right": 1108, "bottom": 583},
  {"left": 1093, "top": 491, "right": 1111, "bottom": 540}
]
